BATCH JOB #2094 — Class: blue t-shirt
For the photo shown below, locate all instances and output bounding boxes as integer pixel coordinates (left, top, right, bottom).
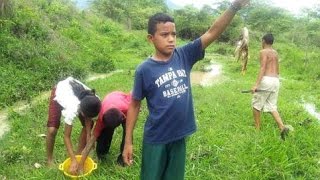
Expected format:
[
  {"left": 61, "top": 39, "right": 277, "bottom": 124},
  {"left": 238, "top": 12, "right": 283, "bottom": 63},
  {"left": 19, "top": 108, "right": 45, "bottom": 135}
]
[{"left": 133, "top": 38, "right": 205, "bottom": 144}]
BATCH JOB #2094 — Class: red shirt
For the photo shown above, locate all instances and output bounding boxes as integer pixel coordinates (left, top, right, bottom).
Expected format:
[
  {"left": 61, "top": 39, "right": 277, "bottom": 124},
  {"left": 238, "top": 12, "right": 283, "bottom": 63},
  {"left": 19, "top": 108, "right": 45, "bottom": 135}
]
[{"left": 93, "top": 91, "right": 132, "bottom": 138}]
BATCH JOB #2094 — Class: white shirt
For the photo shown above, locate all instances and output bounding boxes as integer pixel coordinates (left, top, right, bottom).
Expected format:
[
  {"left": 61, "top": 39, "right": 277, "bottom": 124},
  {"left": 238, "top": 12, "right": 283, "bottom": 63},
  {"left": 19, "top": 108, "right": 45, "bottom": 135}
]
[{"left": 54, "top": 77, "right": 90, "bottom": 125}]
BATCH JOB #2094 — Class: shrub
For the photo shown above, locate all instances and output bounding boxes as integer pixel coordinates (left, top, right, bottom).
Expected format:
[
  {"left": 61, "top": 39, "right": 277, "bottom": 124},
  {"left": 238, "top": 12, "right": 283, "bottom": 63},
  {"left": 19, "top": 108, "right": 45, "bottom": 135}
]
[
  {"left": 91, "top": 57, "right": 115, "bottom": 73},
  {"left": 213, "top": 43, "right": 234, "bottom": 55}
]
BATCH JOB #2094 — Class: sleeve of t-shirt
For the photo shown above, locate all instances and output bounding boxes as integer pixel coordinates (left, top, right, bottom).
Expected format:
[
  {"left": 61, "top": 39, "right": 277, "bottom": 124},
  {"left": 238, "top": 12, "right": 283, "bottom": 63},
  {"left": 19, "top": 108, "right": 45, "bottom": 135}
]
[
  {"left": 179, "top": 38, "right": 205, "bottom": 67},
  {"left": 132, "top": 68, "right": 145, "bottom": 101}
]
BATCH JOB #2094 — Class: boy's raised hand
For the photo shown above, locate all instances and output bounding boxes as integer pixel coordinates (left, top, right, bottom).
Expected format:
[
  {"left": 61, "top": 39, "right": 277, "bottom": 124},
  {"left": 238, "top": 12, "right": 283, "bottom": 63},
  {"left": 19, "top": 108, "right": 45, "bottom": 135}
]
[
  {"left": 233, "top": 0, "right": 250, "bottom": 8},
  {"left": 201, "top": 0, "right": 250, "bottom": 50}
]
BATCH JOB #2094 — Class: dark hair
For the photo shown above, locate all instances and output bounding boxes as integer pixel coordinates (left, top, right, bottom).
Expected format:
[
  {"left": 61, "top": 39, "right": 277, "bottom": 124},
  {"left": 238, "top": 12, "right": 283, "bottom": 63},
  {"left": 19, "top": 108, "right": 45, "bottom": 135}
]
[
  {"left": 79, "top": 89, "right": 95, "bottom": 100},
  {"left": 102, "top": 108, "right": 124, "bottom": 129},
  {"left": 79, "top": 89, "right": 101, "bottom": 118},
  {"left": 148, "top": 13, "right": 174, "bottom": 35},
  {"left": 262, "top": 33, "right": 274, "bottom": 45}
]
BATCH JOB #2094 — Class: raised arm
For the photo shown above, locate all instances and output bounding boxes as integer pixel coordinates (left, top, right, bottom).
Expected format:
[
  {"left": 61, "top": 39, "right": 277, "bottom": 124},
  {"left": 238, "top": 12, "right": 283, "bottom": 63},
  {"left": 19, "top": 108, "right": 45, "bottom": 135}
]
[
  {"left": 201, "top": 0, "right": 249, "bottom": 50},
  {"left": 122, "top": 99, "right": 141, "bottom": 166}
]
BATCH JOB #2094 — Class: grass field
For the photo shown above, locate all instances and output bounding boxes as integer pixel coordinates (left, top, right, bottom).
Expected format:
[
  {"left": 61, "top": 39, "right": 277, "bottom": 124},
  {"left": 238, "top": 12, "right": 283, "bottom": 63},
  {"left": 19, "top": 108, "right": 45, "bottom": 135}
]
[{"left": 0, "top": 52, "right": 320, "bottom": 179}]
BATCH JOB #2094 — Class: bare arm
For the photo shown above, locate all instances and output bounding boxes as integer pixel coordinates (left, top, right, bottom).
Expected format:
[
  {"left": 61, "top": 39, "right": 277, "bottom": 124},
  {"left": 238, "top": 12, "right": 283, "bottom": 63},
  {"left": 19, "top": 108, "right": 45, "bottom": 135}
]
[
  {"left": 78, "top": 117, "right": 96, "bottom": 169},
  {"left": 201, "top": 0, "right": 249, "bottom": 50},
  {"left": 64, "top": 124, "right": 76, "bottom": 159},
  {"left": 84, "top": 118, "right": 93, "bottom": 143},
  {"left": 252, "top": 51, "right": 267, "bottom": 92},
  {"left": 122, "top": 99, "right": 141, "bottom": 166},
  {"left": 64, "top": 124, "right": 78, "bottom": 175},
  {"left": 78, "top": 135, "right": 97, "bottom": 171}
]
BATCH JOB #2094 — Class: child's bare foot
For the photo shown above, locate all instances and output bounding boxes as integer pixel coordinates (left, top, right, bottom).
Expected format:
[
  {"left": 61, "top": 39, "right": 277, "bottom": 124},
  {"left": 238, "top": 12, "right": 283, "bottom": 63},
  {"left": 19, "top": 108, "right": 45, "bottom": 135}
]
[{"left": 47, "top": 160, "right": 55, "bottom": 167}]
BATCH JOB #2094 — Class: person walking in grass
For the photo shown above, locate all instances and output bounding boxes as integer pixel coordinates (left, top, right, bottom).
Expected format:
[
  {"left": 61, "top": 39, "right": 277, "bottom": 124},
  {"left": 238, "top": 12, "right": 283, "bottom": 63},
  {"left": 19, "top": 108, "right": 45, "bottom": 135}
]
[
  {"left": 251, "top": 33, "right": 289, "bottom": 140},
  {"left": 46, "top": 77, "right": 101, "bottom": 174},
  {"left": 78, "top": 91, "right": 132, "bottom": 172},
  {"left": 122, "top": 0, "right": 250, "bottom": 179}
]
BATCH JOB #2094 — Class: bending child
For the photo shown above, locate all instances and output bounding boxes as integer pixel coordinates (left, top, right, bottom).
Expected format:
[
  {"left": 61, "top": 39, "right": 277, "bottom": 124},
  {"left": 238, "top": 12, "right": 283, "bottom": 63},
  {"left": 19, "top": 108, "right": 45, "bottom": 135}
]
[
  {"left": 46, "top": 77, "right": 101, "bottom": 175},
  {"left": 78, "top": 91, "right": 132, "bottom": 172}
]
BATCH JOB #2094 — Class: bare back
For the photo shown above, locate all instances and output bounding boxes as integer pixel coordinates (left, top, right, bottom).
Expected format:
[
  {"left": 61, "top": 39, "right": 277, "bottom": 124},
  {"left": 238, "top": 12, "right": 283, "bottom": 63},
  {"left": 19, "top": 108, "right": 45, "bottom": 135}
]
[{"left": 260, "top": 48, "right": 279, "bottom": 77}]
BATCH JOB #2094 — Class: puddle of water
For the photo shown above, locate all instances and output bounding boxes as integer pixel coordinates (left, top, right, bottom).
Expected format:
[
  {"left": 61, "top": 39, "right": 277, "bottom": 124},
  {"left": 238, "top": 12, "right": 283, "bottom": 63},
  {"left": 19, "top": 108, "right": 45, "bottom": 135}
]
[
  {"left": 303, "top": 103, "right": 320, "bottom": 121},
  {"left": 191, "top": 64, "right": 222, "bottom": 87}
]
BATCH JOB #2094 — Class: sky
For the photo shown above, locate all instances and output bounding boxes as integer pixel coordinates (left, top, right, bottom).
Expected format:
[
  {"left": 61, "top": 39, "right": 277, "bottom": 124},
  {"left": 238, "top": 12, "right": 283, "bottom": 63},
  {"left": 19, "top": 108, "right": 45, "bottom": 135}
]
[{"left": 170, "top": 0, "right": 320, "bottom": 14}]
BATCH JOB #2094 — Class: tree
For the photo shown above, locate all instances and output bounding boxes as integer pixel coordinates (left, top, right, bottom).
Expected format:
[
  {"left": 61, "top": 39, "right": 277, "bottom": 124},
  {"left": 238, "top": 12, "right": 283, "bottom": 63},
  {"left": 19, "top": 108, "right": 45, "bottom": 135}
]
[
  {"left": 0, "top": 0, "right": 12, "bottom": 17},
  {"left": 246, "top": 4, "right": 294, "bottom": 34},
  {"left": 92, "top": 0, "right": 168, "bottom": 30},
  {"left": 173, "top": 5, "right": 216, "bottom": 40}
]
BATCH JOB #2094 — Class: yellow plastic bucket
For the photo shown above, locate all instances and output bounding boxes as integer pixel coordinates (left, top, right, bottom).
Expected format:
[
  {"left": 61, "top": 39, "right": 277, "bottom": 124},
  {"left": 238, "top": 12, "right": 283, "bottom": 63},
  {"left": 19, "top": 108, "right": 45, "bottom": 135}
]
[{"left": 59, "top": 155, "right": 97, "bottom": 179}]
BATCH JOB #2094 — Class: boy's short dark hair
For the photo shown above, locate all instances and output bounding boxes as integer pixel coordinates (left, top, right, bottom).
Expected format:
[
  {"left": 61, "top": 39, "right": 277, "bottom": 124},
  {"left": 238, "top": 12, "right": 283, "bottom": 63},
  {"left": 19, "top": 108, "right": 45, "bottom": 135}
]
[
  {"left": 148, "top": 13, "right": 174, "bottom": 35},
  {"left": 80, "top": 95, "right": 101, "bottom": 118},
  {"left": 102, "top": 108, "right": 124, "bottom": 129},
  {"left": 262, "top": 33, "right": 274, "bottom": 45}
]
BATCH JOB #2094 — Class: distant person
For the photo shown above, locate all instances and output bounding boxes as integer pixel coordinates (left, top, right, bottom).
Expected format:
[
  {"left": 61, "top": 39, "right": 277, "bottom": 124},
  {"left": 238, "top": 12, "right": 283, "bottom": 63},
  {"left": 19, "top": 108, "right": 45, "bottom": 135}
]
[
  {"left": 234, "top": 26, "right": 249, "bottom": 75},
  {"left": 251, "top": 33, "right": 289, "bottom": 140},
  {"left": 78, "top": 91, "right": 132, "bottom": 172},
  {"left": 122, "top": 0, "right": 250, "bottom": 179},
  {"left": 46, "top": 77, "right": 101, "bottom": 174}
]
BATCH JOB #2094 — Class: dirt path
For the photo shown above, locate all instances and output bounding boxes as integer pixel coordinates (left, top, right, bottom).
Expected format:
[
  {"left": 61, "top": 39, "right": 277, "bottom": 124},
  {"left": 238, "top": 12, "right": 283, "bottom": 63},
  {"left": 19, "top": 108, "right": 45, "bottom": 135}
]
[
  {"left": 86, "top": 70, "right": 124, "bottom": 82},
  {"left": 0, "top": 96, "right": 44, "bottom": 139},
  {"left": 0, "top": 110, "right": 9, "bottom": 138}
]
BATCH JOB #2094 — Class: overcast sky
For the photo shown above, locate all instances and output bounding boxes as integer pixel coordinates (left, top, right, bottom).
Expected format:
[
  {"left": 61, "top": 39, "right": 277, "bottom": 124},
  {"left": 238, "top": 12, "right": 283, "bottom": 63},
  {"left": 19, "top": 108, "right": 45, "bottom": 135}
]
[{"left": 170, "top": 0, "right": 319, "bottom": 14}]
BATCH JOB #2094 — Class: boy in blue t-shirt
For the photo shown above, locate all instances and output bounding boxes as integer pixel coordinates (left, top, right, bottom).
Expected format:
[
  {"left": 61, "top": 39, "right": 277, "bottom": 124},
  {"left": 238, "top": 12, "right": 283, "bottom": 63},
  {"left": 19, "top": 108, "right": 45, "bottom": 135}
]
[{"left": 123, "top": 0, "right": 249, "bottom": 179}]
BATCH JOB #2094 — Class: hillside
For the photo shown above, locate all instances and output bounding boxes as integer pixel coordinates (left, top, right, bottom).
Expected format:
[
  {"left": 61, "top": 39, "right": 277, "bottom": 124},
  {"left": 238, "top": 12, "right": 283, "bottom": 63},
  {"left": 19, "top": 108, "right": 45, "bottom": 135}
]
[{"left": 0, "top": 0, "right": 151, "bottom": 108}]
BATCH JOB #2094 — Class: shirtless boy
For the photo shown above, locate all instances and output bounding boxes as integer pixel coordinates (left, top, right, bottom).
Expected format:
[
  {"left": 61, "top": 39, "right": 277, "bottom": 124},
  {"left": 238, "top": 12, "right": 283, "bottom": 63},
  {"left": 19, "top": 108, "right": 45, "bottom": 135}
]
[{"left": 251, "top": 33, "right": 289, "bottom": 140}]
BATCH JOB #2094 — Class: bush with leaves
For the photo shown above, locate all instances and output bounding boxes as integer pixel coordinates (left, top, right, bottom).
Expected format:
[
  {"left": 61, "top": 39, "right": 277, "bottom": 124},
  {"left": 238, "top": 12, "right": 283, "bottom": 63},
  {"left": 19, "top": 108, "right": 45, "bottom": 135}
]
[{"left": 91, "top": 57, "right": 115, "bottom": 73}]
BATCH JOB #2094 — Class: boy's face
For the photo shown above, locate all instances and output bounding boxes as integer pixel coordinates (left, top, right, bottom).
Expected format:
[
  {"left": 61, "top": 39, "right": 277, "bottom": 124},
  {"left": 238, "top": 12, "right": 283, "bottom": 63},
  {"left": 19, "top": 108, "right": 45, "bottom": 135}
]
[{"left": 148, "top": 22, "right": 176, "bottom": 57}]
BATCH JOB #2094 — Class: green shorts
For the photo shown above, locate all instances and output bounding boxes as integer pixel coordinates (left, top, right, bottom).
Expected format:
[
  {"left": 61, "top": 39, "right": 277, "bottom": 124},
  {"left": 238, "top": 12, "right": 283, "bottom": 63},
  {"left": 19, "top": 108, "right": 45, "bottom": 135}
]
[{"left": 141, "top": 138, "right": 186, "bottom": 180}]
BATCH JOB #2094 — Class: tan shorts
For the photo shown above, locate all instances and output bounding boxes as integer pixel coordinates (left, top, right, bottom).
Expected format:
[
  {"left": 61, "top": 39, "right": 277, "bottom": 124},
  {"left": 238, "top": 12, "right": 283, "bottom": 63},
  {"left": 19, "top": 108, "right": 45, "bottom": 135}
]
[{"left": 252, "top": 76, "right": 280, "bottom": 112}]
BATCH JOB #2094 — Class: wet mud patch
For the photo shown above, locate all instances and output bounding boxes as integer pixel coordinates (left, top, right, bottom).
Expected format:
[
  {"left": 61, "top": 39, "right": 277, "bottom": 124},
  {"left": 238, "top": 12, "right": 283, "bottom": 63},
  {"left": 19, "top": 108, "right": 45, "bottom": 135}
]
[{"left": 191, "top": 63, "right": 223, "bottom": 87}]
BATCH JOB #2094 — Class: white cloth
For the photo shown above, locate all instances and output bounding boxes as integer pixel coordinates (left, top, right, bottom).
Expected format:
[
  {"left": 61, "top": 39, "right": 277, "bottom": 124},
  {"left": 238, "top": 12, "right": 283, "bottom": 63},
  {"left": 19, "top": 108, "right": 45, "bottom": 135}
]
[{"left": 54, "top": 77, "right": 90, "bottom": 125}]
